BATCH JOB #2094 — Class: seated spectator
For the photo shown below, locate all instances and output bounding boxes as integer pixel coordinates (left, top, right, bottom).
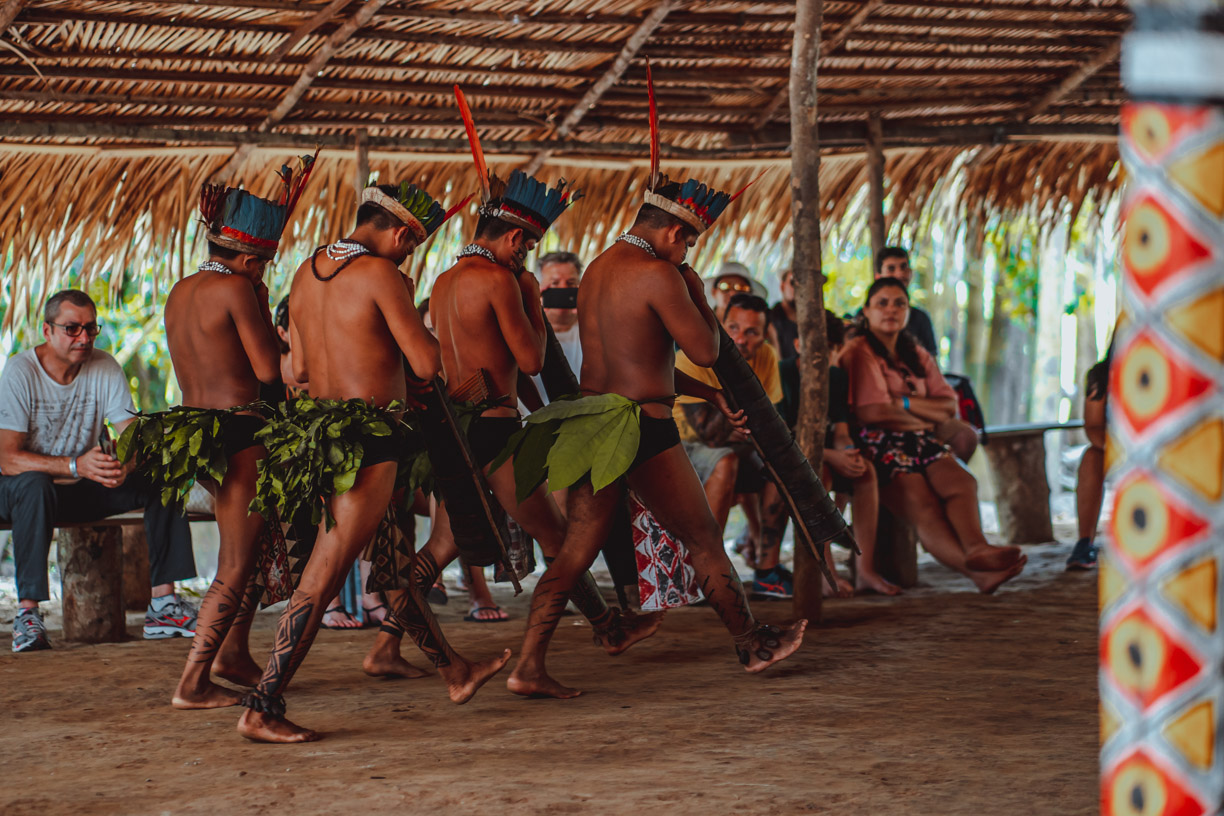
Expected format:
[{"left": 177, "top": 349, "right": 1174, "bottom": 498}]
[
  {"left": 873, "top": 247, "right": 978, "bottom": 462},
  {"left": 780, "top": 311, "right": 899, "bottom": 596},
  {"left": 704, "top": 261, "right": 769, "bottom": 315},
  {"left": 0, "top": 289, "right": 197, "bottom": 652},
  {"left": 842, "top": 278, "right": 1026, "bottom": 593},
  {"left": 674, "top": 293, "right": 794, "bottom": 598},
  {"left": 1068, "top": 342, "right": 1111, "bottom": 570},
  {"left": 768, "top": 268, "right": 799, "bottom": 361},
  {"left": 535, "top": 251, "right": 584, "bottom": 385}
]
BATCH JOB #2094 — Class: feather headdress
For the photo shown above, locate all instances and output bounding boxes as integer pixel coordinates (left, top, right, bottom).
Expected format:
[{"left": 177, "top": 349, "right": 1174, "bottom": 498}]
[
  {"left": 360, "top": 180, "right": 472, "bottom": 243},
  {"left": 200, "top": 148, "right": 320, "bottom": 259},
  {"left": 642, "top": 65, "right": 755, "bottom": 235},
  {"left": 455, "top": 84, "right": 581, "bottom": 241}
]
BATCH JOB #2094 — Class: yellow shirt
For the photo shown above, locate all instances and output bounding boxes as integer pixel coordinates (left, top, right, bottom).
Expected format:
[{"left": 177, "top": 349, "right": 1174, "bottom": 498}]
[{"left": 673, "top": 342, "right": 783, "bottom": 441}]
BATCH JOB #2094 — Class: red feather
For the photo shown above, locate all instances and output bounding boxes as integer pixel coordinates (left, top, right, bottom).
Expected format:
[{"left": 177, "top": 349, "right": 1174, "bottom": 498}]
[
  {"left": 729, "top": 170, "right": 766, "bottom": 203},
  {"left": 442, "top": 192, "right": 475, "bottom": 223},
  {"left": 454, "top": 85, "right": 491, "bottom": 202},
  {"left": 281, "top": 147, "right": 320, "bottom": 230},
  {"left": 647, "top": 61, "right": 660, "bottom": 190},
  {"left": 199, "top": 183, "right": 226, "bottom": 225}
]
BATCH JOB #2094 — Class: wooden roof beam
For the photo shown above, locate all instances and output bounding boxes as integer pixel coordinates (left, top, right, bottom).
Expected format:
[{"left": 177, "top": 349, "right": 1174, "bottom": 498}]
[
  {"left": 266, "top": 0, "right": 349, "bottom": 63},
  {"left": 0, "top": 0, "right": 27, "bottom": 33},
  {"left": 1019, "top": 38, "right": 1122, "bottom": 120},
  {"left": 521, "top": 0, "right": 677, "bottom": 175},
  {"left": 750, "top": 0, "right": 884, "bottom": 131}
]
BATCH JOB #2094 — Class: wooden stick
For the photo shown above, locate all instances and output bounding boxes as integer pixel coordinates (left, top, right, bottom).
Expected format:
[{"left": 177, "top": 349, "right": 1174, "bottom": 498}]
[
  {"left": 521, "top": 0, "right": 677, "bottom": 175},
  {"left": 0, "top": 0, "right": 27, "bottom": 32}
]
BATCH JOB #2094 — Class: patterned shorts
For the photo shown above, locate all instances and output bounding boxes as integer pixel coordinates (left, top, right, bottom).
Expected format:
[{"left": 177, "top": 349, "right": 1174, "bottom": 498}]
[{"left": 856, "top": 427, "right": 953, "bottom": 482}]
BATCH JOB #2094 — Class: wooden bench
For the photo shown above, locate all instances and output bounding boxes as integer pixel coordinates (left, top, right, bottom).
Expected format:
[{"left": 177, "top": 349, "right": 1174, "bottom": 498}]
[
  {"left": 981, "top": 420, "right": 1084, "bottom": 545},
  {"left": 1, "top": 511, "right": 214, "bottom": 643}
]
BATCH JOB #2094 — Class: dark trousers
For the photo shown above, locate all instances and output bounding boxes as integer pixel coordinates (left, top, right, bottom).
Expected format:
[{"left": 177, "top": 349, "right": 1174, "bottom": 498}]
[{"left": 0, "top": 471, "right": 196, "bottom": 602}]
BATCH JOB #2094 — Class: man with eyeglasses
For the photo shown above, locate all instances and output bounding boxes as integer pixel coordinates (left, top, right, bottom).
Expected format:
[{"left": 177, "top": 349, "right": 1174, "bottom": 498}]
[
  {"left": 705, "top": 260, "right": 769, "bottom": 316},
  {"left": 0, "top": 289, "right": 197, "bottom": 653}
]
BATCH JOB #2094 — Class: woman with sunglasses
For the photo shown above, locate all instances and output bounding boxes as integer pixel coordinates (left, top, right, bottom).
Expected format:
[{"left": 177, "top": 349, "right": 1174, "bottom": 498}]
[{"left": 840, "top": 277, "right": 1026, "bottom": 593}]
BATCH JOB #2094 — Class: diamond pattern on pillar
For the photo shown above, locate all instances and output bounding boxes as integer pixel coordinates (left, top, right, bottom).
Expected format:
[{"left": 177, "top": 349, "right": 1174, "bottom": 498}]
[
  {"left": 1122, "top": 104, "right": 1212, "bottom": 164},
  {"left": 1122, "top": 194, "right": 1212, "bottom": 301},
  {"left": 1110, "top": 473, "right": 1209, "bottom": 572},
  {"left": 1111, "top": 332, "right": 1213, "bottom": 436},
  {"left": 1158, "top": 419, "right": 1224, "bottom": 501},
  {"left": 1159, "top": 558, "right": 1218, "bottom": 633},
  {"left": 1102, "top": 605, "right": 1206, "bottom": 710},
  {"left": 1169, "top": 140, "right": 1224, "bottom": 217},
  {"left": 1162, "top": 699, "right": 1216, "bottom": 772},
  {"left": 1102, "top": 750, "right": 1207, "bottom": 816},
  {"left": 1166, "top": 288, "right": 1224, "bottom": 361}
]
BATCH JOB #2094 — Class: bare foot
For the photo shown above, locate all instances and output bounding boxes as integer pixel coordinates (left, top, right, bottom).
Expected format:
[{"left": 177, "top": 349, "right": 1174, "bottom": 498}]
[
  {"left": 506, "top": 664, "right": 582, "bottom": 699},
  {"left": 964, "top": 544, "right": 1022, "bottom": 572},
  {"left": 213, "top": 654, "right": 262, "bottom": 687},
  {"left": 321, "top": 604, "right": 362, "bottom": 629},
  {"left": 742, "top": 619, "right": 807, "bottom": 674},
  {"left": 445, "top": 649, "right": 512, "bottom": 704},
  {"left": 970, "top": 554, "right": 1028, "bottom": 594},
  {"left": 362, "top": 646, "right": 431, "bottom": 679},
  {"left": 237, "top": 709, "right": 319, "bottom": 743},
  {"left": 597, "top": 609, "right": 665, "bottom": 656},
  {"left": 822, "top": 575, "right": 854, "bottom": 598},
  {"left": 172, "top": 681, "right": 244, "bottom": 710},
  {"left": 855, "top": 570, "right": 902, "bottom": 596}
]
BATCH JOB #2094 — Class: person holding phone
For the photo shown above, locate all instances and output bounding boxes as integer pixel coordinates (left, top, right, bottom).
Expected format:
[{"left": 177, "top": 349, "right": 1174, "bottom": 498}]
[{"left": 0, "top": 289, "right": 197, "bottom": 653}]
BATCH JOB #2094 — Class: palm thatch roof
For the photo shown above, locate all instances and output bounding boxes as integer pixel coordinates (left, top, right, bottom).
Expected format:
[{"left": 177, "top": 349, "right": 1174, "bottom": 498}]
[{"left": 0, "top": 0, "right": 1127, "bottom": 330}]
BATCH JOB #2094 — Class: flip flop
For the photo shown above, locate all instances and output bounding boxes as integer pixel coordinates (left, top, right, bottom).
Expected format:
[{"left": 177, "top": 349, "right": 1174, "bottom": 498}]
[
  {"left": 321, "top": 603, "right": 362, "bottom": 630},
  {"left": 427, "top": 580, "right": 448, "bottom": 605},
  {"left": 464, "top": 605, "right": 510, "bottom": 623}
]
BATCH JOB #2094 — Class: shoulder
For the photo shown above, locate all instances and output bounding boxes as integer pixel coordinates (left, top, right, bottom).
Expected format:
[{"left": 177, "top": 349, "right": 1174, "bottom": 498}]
[
  {"left": 0, "top": 349, "right": 39, "bottom": 385},
  {"left": 86, "top": 349, "right": 125, "bottom": 377},
  {"left": 914, "top": 344, "right": 941, "bottom": 374},
  {"left": 840, "top": 336, "right": 870, "bottom": 360},
  {"left": 753, "top": 341, "right": 779, "bottom": 370}
]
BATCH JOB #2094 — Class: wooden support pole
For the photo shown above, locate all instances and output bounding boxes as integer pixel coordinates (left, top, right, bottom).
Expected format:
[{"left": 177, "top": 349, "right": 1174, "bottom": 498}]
[
  {"left": 353, "top": 127, "right": 369, "bottom": 203},
  {"left": 59, "top": 526, "right": 126, "bottom": 643},
  {"left": 522, "top": 0, "right": 677, "bottom": 175},
  {"left": 266, "top": 0, "right": 349, "bottom": 63},
  {"left": 789, "top": 0, "right": 827, "bottom": 624},
  {"left": 866, "top": 112, "right": 886, "bottom": 259},
  {"left": 751, "top": 0, "right": 884, "bottom": 131}
]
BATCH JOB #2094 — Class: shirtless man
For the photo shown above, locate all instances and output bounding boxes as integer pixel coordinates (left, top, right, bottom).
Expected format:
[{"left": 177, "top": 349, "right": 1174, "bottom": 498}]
[
  {"left": 155, "top": 168, "right": 309, "bottom": 709},
  {"left": 363, "top": 168, "right": 663, "bottom": 677},
  {"left": 237, "top": 183, "right": 508, "bottom": 743},
  {"left": 506, "top": 181, "right": 806, "bottom": 698}
]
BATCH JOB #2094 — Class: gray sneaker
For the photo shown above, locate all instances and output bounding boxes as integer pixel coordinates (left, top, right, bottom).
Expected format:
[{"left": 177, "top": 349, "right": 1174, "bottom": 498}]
[
  {"left": 144, "top": 595, "right": 198, "bottom": 639},
  {"left": 12, "top": 608, "right": 51, "bottom": 653}
]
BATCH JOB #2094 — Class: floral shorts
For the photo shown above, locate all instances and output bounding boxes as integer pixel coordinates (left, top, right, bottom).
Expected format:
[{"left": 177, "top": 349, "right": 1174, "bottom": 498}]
[{"left": 856, "top": 427, "right": 952, "bottom": 482}]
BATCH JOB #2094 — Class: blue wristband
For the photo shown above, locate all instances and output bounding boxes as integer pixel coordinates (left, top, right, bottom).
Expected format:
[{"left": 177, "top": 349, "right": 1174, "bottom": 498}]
[{"left": 902, "top": 396, "right": 911, "bottom": 411}]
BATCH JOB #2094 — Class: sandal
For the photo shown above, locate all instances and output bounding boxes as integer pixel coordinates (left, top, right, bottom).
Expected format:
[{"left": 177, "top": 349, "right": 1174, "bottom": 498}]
[
  {"left": 463, "top": 605, "right": 510, "bottom": 623},
  {"left": 427, "top": 580, "right": 448, "bottom": 605},
  {"left": 361, "top": 602, "right": 389, "bottom": 628},
  {"left": 320, "top": 603, "right": 362, "bottom": 630}
]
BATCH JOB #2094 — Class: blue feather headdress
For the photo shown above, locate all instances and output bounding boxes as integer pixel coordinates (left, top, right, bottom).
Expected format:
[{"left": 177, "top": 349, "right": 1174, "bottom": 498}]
[
  {"left": 455, "top": 85, "right": 581, "bottom": 240},
  {"left": 641, "top": 65, "right": 754, "bottom": 235},
  {"left": 199, "top": 149, "right": 318, "bottom": 259}
]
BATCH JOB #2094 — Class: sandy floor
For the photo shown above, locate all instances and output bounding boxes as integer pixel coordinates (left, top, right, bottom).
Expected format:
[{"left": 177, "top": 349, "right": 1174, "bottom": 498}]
[{"left": 0, "top": 538, "right": 1096, "bottom": 816}]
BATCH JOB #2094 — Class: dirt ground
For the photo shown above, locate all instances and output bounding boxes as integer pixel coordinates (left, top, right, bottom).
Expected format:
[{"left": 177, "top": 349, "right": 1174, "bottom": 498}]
[{"left": 0, "top": 541, "right": 1096, "bottom": 816}]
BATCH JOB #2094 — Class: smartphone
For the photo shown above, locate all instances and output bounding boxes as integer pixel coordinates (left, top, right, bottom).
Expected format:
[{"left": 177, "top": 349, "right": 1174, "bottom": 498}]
[
  {"left": 99, "top": 428, "right": 115, "bottom": 457},
  {"left": 541, "top": 287, "right": 578, "bottom": 309}
]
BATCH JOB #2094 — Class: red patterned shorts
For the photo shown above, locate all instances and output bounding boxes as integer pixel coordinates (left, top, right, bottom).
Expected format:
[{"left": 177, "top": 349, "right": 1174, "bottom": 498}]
[{"left": 856, "top": 427, "right": 952, "bottom": 482}]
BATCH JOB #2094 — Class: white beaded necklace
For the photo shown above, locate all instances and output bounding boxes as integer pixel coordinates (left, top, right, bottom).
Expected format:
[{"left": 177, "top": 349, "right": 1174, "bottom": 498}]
[
  {"left": 325, "top": 239, "right": 371, "bottom": 261},
  {"left": 199, "top": 260, "right": 232, "bottom": 274},
  {"left": 457, "top": 243, "right": 499, "bottom": 265},
  {"left": 616, "top": 233, "right": 657, "bottom": 258}
]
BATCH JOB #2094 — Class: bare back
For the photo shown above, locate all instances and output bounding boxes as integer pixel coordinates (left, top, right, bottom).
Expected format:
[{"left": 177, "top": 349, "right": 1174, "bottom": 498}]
[
  {"left": 578, "top": 243, "right": 716, "bottom": 418},
  {"left": 288, "top": 251, "right": 439, "bottom": 406},
  {"left": 431, "top": 258, "right": 540, "bottom": 415},
  {"left": 165, "top": 271, "right": 278, "bottom": 410}
]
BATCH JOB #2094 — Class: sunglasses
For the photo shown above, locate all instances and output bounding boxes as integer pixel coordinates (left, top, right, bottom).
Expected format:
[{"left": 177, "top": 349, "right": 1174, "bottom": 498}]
[
  {"left": 48, "top": 321, "right": 101, "bottom": 338},
  {"left": 716, "top": 280, "right": 753, "bottom": 293}
]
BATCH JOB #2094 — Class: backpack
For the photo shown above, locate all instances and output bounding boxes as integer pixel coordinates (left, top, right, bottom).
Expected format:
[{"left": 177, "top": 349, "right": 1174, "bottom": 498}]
[{"left": 943, "top": 372, "right": 988, "bottom": 442}]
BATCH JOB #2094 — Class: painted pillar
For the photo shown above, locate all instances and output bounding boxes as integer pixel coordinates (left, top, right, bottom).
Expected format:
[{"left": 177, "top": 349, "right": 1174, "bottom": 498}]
[{"left": 1101, "top": 4, "right": 1224, "bottom": 814}]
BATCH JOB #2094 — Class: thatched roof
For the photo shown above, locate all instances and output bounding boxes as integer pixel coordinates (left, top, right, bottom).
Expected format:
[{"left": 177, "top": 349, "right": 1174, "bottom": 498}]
[{"left": 0, "top": 0, "right": 1127, "bottom": 329}]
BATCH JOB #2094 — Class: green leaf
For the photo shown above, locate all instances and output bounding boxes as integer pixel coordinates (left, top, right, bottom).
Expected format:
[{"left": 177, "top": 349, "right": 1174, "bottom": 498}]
[
  {"left": 526, "top": 393, "right": 634, "bottom": 424},
  {"left": 588, "top": 405, "right": 641, "bottom": 493},
  {"left": 333, "top": 467, "right": 358, "bottom": 495},
  {"left": 188, "top": 428, "right": 203, "bottom": 456},
  {"left": 545, "top": 409, "right": 629, "bottom": 492},
  {"left": 512, "top": 420, "right": 561, "bottom": 503}
]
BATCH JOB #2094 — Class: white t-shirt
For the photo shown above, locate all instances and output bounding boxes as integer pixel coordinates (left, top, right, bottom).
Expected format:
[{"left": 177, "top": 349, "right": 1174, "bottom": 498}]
[
  {"left": 0, "top": 348, "right": 135, "bottom": 470},
  {"left": 531, "top": 322, "right": 583, "bottom": 404}
]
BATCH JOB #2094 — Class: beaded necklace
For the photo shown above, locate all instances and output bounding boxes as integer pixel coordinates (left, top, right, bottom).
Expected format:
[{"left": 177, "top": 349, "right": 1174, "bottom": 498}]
[
  {"left": 199, "top": 260, "right": 232, "bottom": 275},
  {"left": 311, "top": 239, "right": 371, "bottom": 282},
  {"left": 615, "top": 233, "right": 658, "bottom": 258},
  {"left": 456, "top": 243, "right": 500, "bottom": 266}
]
